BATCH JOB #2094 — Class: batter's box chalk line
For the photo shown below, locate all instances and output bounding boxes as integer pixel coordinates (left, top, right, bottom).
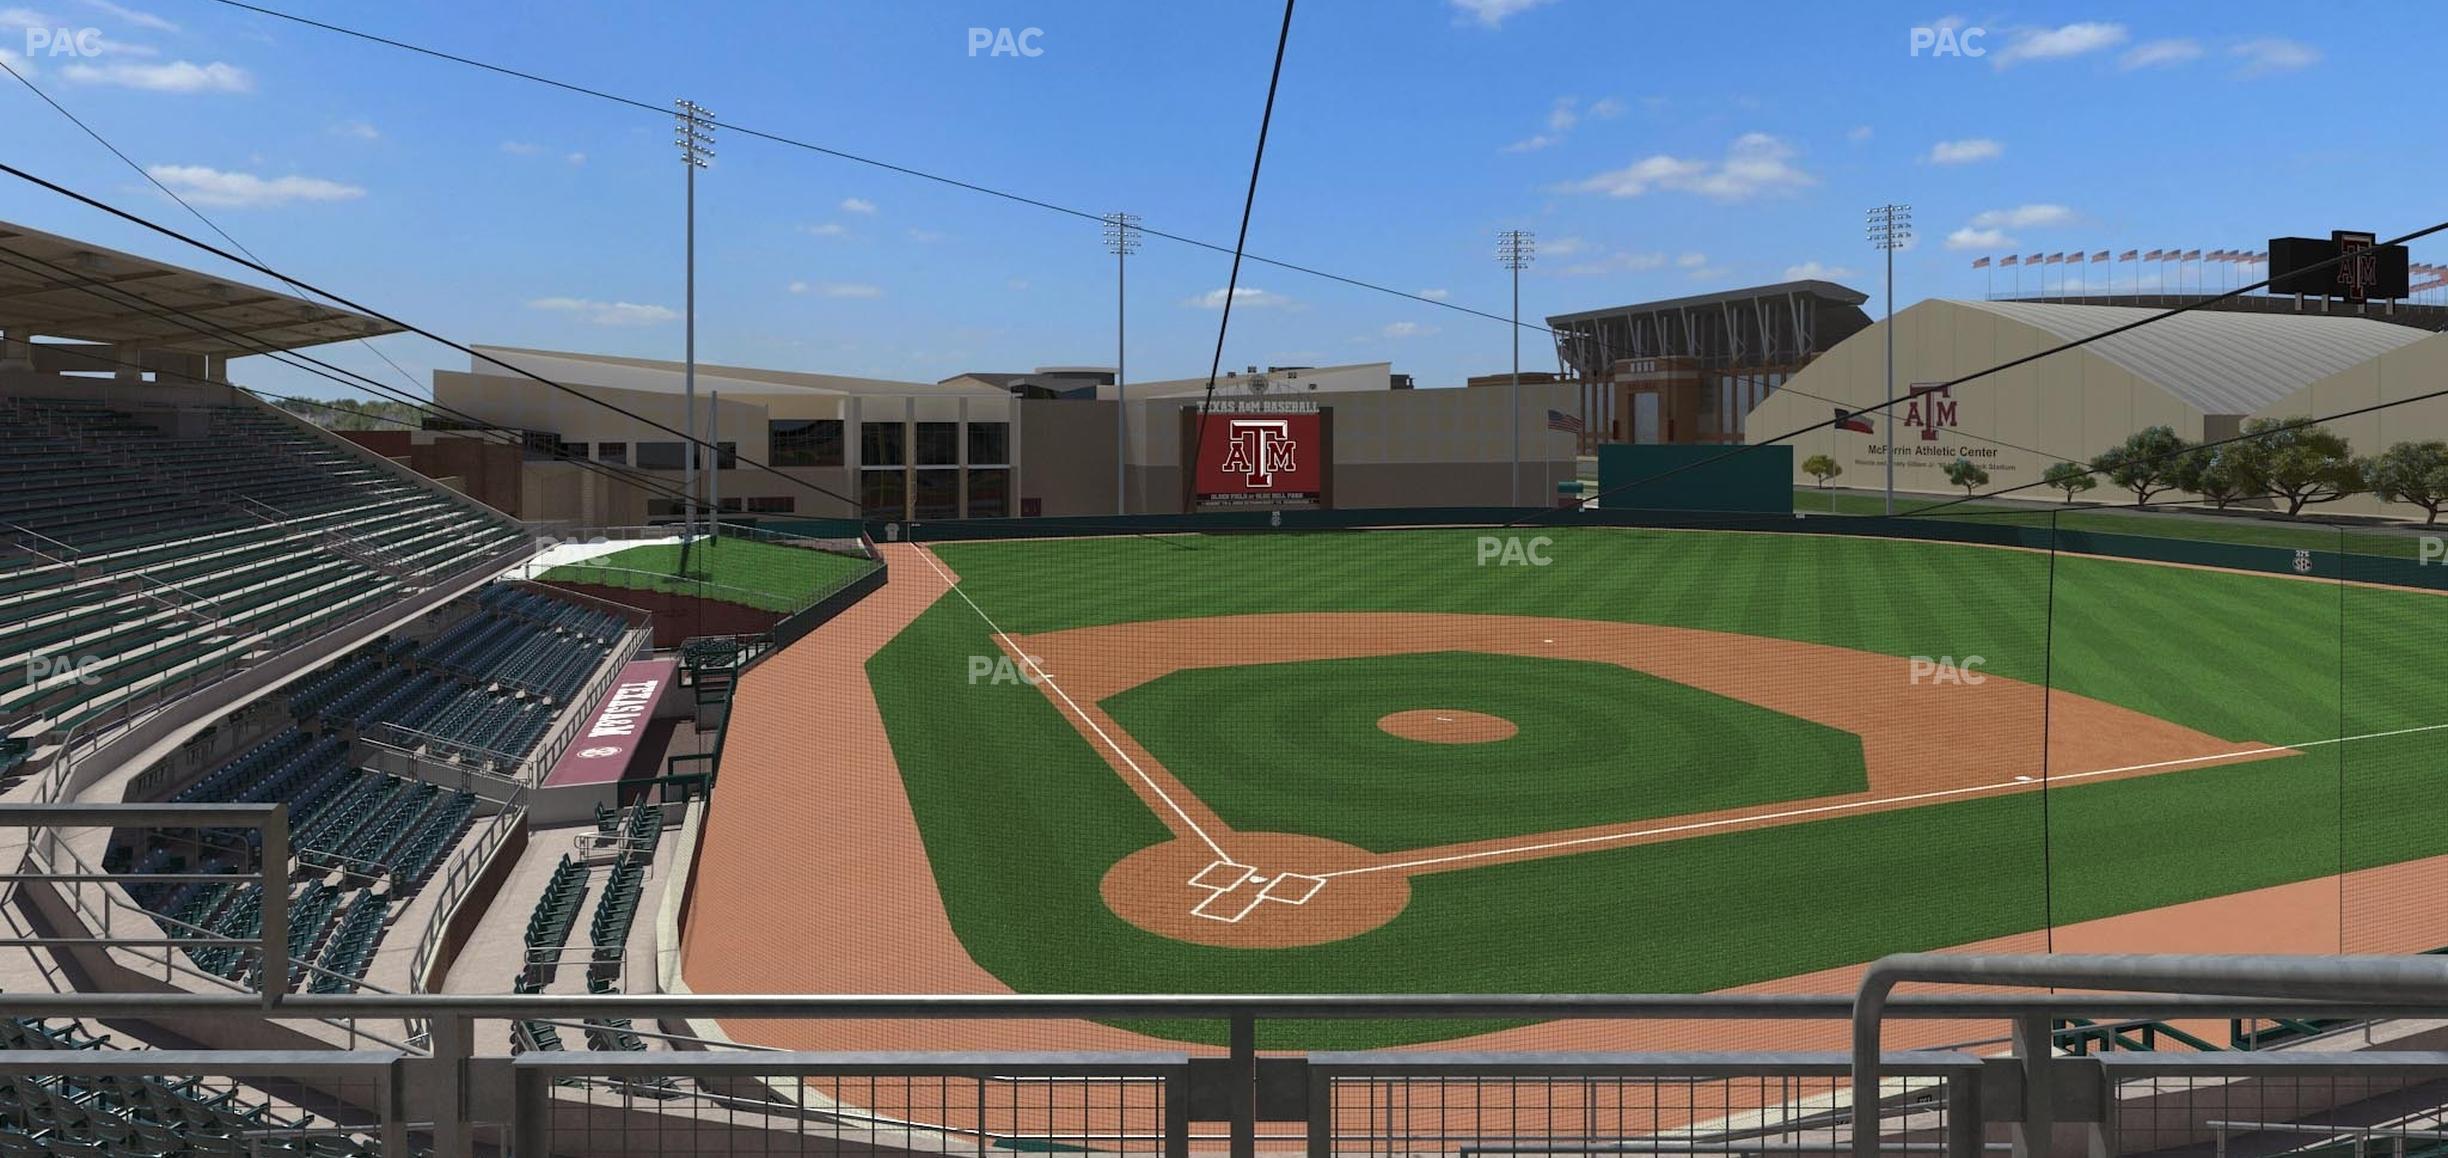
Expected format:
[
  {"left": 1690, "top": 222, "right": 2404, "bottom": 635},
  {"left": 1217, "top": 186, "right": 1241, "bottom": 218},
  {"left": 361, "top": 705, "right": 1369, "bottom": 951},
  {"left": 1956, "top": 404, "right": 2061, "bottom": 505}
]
[{"left": 1187, "top": 859, "right": 1329, "bottom": 923}]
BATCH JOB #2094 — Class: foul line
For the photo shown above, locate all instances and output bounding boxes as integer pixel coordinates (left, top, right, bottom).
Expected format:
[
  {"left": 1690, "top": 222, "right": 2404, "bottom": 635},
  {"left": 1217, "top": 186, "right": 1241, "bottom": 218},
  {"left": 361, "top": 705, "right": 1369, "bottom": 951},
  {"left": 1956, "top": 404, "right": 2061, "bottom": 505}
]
[
  {"left": 1316, "top": 721, "right": 2448, "bottom": 880},
  {"left": 910, "top": 545, "right": 1232, "bottom": 862}
]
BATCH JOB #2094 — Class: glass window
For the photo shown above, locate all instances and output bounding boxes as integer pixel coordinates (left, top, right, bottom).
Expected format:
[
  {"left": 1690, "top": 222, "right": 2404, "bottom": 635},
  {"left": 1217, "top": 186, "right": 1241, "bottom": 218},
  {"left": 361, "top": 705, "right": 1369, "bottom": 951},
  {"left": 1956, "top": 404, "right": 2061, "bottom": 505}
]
[
  {"left": 914, "top": 468, "right": 960, "bottom": 519},
  {"left": 769, "top": 419, "right": 843, "bottom": 467},
  {"left": 746, "top": 496, "right": 794, "bottom": 513},
  {"left": 859, "top": 469, "right": 906, "bottom": 518},
  {"left": 646, "top": 498, "right": 683, "bottom": 518},
  {"left": 915, "top": 422, "right": 960, "bottom": 467},
  {"left": 522, "top": 431, "right": 580, "bottom": 461},
  {"left": 967, "top": 422, "right": 1010, "bottom": 466},
  {"left": 966, "top": 468, "right": 1010, "bottom": 518},
  {"left": 636, "top": 441, "right": 686, "bottom": 470},
  {"left": 862, "top": 422, "right": 906, "bottom": 467},
  {"left": 596, "top": 442, "right": 627, "bottom": 465},
  {"left": 715, "top": 441, "right": 738, "bottom": 470}
]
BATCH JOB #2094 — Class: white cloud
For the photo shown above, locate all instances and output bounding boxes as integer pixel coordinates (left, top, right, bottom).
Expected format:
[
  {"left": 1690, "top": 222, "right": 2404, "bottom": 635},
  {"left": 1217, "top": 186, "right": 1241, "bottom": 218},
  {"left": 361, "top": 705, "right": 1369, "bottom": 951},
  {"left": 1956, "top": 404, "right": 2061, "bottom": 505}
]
[
  {"left": 1503, "top": 94, "right": 1629, "bottom": 153},
  {"left": 1993, "top": 22, "right": 2127, "bottom": 67},
  {"left": 1418, "top": 288, "right": 1450, "bottom": 301},
  {"left": 332, "top": 119, "right": 380, "bottom": 141},
  {"left": 1558, "top": 132, "right": 1814, "bottom": 201},
  {"left": 1586, "top": 96, "right": 1626, "bottom": 119},
  {"left": 1006, "top": 278, "right": 1030, "bottom": 291},
  {"left": 1381, "top": 321, "right": 1437, "bottom": 339},
  {"left": 2121, "top": 38, "right": 2202, "bottom": 69},
  {"left": 1927, "top": 137, "right": 2001, "bottom": 164},
  {"left": 527, "top": 297, "right": 678, "bottom": 326},
  {"left": 1183, "top": 287, "right": 1295, "bottom": 309},
  {"left": 1675, "top": 252, "right": 1707, "bottom": 268},
  {"left": 1449, "top": 0, "right": 1554, "bottom": 28},
  {"left": 1969, "top": 203, "right": 2074, "bottom": 229},
  {"left": 1540, "top": 235, "right": 1587, "bottom": 257},
  {"left": 1847, "top": 125, "right": 1874, "bottom": 143},
  {"left": 499, "top": 141, "right": 541, "bottom": 156},
  {"left": 2232, "top": 37, "right": 2319, "bottom": 76},
  {"left": 80, "top": 0, "right": 175, "bottom": 32},
  {"left": 906, "top": 227, "right": 948, "bottom": 243},
  {"left": 1501, "top": 133, "right": 1560, "bottom": 154},
  {"left": 1783, "top": 261, "right": 1855, "bottom": 280},
  {"left": 1945, "top": 227, "right": 2015, "bottom": 251},
  {"left": 144, "top": 164, "right": 362, "bottom": 208},
  {"left": 61, "top": 59, "right": 248, "bottom": 92},
  {"left": 565, "top": 152, "right": 586, "bottom": 166},
  {"left": 789, "top": 281, "right": 883, "bottom": 299},
  {"left": 799, "top": 222, "right": 848, "bottom": 238},
  {"left": 840, "top": 196, "right": 876, "bottom": 214},
  {"left": 1556, "top": 251, "right": 1668, "bottom": 277}
]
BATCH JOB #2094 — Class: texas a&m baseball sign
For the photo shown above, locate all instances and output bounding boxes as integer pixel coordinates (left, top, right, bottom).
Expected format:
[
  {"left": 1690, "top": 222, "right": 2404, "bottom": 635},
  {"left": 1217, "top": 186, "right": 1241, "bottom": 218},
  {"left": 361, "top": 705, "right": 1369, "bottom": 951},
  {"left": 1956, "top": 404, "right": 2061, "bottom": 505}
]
[{"left": 1183, "top": 400, "right": 1331, "bottom": 509}]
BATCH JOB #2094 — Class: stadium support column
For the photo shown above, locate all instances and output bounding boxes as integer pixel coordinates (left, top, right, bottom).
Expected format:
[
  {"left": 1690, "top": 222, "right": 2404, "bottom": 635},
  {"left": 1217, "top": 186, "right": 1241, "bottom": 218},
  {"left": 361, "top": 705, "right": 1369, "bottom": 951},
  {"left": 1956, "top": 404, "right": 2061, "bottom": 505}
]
[
  {"left": 677, "top": 99, "right": 716, "bottom": 558},
  {"left": 1105, "top": 213, "right": 1141, "bottom": 515},
  {"left": 1867, "top": 204, "right": 1911, "bottom": 516},
  {"left": 709, "top": 390, "right": 720, "bottom": 540},
  {"left": 1497, "top": 230, "right": 1536, "bottom": 506}
]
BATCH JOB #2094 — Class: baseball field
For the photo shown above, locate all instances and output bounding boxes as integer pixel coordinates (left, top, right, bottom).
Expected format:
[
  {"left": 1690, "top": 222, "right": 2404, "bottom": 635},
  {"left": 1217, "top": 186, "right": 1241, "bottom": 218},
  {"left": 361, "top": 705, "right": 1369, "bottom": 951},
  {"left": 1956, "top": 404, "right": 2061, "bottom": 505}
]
[{"left": 686, "top": 522, "right": 2448, "bottom": 1050}]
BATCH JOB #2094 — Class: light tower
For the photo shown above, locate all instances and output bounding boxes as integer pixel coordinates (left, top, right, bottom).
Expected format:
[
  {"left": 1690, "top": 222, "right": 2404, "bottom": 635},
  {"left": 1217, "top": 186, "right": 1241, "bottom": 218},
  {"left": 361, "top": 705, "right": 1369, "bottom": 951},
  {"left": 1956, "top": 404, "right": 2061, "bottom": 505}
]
[
  {"left": 1866, "top": 204, "right": 1912, "bottom": 516},
  {"left": 1103, "top": 212, "right": 1141, "bottom": 515},
  {"left": 1496, "top": 229, "right": 1536, "bottom": 507},
  {"left": 676, "top": 98, "right": 715, "bottom": 552}
]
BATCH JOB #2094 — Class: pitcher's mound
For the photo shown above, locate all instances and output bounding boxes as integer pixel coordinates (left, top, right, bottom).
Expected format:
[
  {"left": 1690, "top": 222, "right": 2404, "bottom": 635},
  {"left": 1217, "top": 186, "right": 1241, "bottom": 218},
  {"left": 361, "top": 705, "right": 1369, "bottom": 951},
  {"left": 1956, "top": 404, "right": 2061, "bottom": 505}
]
[
  {"left": 1379, "top": 709, "right": 1517, "bottom": 744},
  {"left": 1103, "top": 834, "right": 1409, "bottom": 948}
]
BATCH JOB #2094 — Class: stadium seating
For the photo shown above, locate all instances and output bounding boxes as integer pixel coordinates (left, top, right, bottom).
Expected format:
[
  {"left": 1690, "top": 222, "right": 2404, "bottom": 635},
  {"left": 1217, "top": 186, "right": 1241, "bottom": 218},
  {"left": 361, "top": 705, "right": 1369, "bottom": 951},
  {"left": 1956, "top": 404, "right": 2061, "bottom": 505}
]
[
  {"left": 0, "top": 999, "right": 378, "bottom": 1156},
  {"left": 0, "top": 395, "right": 527, "bottom": 754}
]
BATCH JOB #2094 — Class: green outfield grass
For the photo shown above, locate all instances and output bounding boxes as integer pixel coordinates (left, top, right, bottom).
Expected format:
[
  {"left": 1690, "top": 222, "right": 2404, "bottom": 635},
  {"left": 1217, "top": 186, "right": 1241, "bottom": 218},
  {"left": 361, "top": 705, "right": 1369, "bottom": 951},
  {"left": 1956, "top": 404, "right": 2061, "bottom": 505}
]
[
  {"left": 864, "top": 526, "right": 2448, "bottom": 1048},
  {"left": 1792, "top": 487, "right": 2428, "bottom": 557},
  {"left": 539, "top": 537, "right": 874, "bottom": 612},
  {"left": 1104, "top": 652, "right": 1866, "bottom": 851}
]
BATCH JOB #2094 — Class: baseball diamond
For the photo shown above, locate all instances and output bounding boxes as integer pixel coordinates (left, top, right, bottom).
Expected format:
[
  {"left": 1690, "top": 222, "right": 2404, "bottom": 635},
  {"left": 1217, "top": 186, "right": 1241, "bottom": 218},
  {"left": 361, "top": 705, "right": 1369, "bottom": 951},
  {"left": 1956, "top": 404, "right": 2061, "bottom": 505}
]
[{"left": 680, "top": 523, "right": 2448, "bottom": 1052}]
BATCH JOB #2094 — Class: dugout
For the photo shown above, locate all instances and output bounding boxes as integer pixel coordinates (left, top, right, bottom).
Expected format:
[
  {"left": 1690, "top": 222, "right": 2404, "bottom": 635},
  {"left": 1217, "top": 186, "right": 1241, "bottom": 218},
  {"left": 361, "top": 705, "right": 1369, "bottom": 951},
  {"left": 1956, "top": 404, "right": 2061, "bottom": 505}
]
[{"left": 1596, "top": 444, "right": 1793, "bottom": 514}]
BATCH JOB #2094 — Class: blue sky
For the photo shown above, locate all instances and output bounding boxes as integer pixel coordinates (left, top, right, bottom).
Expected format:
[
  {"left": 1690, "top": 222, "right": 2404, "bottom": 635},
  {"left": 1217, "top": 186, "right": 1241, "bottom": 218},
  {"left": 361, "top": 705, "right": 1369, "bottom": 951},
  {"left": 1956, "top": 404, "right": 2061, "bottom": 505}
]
[{"left": 0, "top": 0, "right": 2434, "bottom": 401}]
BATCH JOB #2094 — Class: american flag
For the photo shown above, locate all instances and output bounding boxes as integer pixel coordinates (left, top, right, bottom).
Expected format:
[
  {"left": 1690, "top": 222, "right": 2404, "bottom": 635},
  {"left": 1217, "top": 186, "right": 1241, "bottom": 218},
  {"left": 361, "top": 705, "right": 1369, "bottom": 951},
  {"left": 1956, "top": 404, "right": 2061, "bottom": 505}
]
[
  {"left": 2119, "top": 249, "right": 2139, "bottom": 261},
  {"left": 1545, "top": 409, "right": 1584, "bottom": 434},
  {"left": 2000, "top": 254, "right": 2020, "bottom": 266},
  {"left": 1971, "top": 256, "right": 1991, "bottom": 269}
]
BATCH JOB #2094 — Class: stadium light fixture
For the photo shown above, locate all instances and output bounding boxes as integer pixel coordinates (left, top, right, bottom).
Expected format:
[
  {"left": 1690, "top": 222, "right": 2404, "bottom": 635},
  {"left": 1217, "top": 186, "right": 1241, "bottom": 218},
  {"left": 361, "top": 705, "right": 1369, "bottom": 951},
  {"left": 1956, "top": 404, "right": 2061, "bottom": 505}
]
[
  {"left": 1103, "top": 212, "right": 1141, "bottom": 515},
  {"left": 1866, "top": 204, "right": 1912, "bottom": 516},
  {"left": 1497, "top": 229, "right": 1535, "bottom": 507},
  {"left": 677, "top": 99, "right": 716, "bottom": 549}
]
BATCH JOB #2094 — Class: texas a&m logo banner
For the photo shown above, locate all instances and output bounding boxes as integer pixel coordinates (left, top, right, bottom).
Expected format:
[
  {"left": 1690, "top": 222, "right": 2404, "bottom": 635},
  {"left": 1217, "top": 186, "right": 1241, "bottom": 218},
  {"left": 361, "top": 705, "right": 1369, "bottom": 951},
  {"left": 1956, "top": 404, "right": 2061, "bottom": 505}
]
[{"left": 1187, "top": 400, "right": 1326, "bottom": 508}]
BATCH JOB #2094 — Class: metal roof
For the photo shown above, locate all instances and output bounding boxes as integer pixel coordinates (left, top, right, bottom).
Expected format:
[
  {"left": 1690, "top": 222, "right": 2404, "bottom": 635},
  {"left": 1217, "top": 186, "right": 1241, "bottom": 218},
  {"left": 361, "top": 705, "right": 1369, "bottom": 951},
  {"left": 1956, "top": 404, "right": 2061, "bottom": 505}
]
[
  {"left": 1546, "top": 279, "right": 1869, "bottom": 325},
  {"left": 1958, "top": 299, "right": 2428, "bottom": 415},
  {"left": 0, "top": 219, "right": 398, "bottom": 357}
]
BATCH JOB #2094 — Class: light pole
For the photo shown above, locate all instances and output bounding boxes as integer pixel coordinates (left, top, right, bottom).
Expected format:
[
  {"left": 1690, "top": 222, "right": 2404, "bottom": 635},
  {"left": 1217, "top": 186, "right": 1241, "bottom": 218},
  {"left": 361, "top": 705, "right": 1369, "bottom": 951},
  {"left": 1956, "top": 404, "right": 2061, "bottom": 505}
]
[
  {"left": 1497, "top": 229, "right": 1535, "bottom": 507},
  {"left": 676, "top": 98, "right": 715, "bottom": 556},
  {"left": 1103, "top": 212, "right": 1140, "bottom": 515},
  {"left": 1866, "top": 204, "right": 1912, "bottom": 516}
]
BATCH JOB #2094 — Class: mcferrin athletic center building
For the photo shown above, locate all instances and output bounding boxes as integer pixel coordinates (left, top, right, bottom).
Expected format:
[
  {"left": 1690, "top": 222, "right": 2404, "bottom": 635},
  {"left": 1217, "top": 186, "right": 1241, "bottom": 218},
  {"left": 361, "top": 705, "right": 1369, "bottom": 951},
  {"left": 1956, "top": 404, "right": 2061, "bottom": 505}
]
[{"left": 416, "top": 347, "right": 1578, "bottom": 525}]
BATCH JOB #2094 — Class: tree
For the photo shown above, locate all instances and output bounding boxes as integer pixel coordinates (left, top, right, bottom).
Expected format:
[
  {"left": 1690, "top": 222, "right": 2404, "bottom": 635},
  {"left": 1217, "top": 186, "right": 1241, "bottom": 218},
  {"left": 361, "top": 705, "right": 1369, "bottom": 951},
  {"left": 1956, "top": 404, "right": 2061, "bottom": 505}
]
[
  {"left": 1801, "top": 453, "right": 1842, "bottom": 489},
  {"left": 2360, "top": 440, "right": 2448, "bottom": 524},
  {"left": 2040, "top": 461, "right": 2096, "bottom": 504},
  {"left": 2226, "top": 418, "right": 2361, "bottom": 516},
  {"left": 2089, "top": 425, "right": 2189, "bottom": 507},
  {"left": 2169, "top": 446, "right": 2257, "bottom": 509},
  {"left": 1943, "top": 458, "right": 1990, "bottom": 495}
]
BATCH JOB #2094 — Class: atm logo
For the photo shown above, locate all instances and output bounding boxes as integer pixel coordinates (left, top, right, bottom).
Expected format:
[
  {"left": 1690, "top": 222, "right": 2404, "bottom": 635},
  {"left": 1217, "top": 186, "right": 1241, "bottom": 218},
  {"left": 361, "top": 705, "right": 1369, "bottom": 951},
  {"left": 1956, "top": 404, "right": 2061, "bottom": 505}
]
[
  {"left": 1903, "top": 383, "right": 1958, "bottom": 442},
  {"left": 1217, "top": 419, "right": 1299, "bottom": 489}
]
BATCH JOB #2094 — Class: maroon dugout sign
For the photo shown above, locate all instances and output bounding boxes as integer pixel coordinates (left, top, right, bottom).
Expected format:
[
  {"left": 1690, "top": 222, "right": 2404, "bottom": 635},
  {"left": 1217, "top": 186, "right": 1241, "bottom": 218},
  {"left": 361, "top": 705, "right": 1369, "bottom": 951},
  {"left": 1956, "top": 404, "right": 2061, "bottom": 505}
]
[{"left": 1182, "top": 401, "right": 1330, "bottom": 509}]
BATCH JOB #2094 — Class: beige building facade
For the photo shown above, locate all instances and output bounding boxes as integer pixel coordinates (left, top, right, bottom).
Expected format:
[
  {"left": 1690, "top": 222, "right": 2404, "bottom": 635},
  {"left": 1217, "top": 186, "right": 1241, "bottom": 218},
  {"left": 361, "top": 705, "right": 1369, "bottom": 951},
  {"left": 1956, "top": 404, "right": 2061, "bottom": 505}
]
[{"left": 1749, "top": 299, "right": 2432, "bottom": 514}]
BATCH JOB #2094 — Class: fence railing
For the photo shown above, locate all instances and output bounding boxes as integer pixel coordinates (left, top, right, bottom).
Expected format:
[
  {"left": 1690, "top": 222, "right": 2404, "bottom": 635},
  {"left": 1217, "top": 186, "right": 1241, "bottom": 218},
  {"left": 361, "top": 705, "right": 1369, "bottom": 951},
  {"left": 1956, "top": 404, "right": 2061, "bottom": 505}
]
[{"left": 0, "top": 982, "right": 2431, "bottom": 1158}]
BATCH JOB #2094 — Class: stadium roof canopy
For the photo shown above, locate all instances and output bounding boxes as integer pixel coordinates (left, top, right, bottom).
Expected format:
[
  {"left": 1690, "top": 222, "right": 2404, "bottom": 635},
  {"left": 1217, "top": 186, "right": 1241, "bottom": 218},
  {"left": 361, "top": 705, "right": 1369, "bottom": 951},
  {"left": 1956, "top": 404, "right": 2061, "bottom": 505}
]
[
  {"left": 0, "top": 219, "right": 399, "bottom": 358},
  {"left": 1960, "top": 299, "right": 2428, "bottom": 415},
  {"left": 468, "top": 345, "right": 979, "bottom": 397},
  {"left": 1545, "top": 278, "right": 1869, "bottom": 325}
]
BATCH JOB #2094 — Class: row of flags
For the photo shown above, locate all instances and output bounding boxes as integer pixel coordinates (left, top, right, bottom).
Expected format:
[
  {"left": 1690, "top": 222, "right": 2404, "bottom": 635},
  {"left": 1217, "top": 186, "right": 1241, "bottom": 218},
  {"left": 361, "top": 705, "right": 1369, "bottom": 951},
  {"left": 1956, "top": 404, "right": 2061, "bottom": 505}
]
[{"left": 1971, "top": 249, "right": 2267, "bottom": 269}]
